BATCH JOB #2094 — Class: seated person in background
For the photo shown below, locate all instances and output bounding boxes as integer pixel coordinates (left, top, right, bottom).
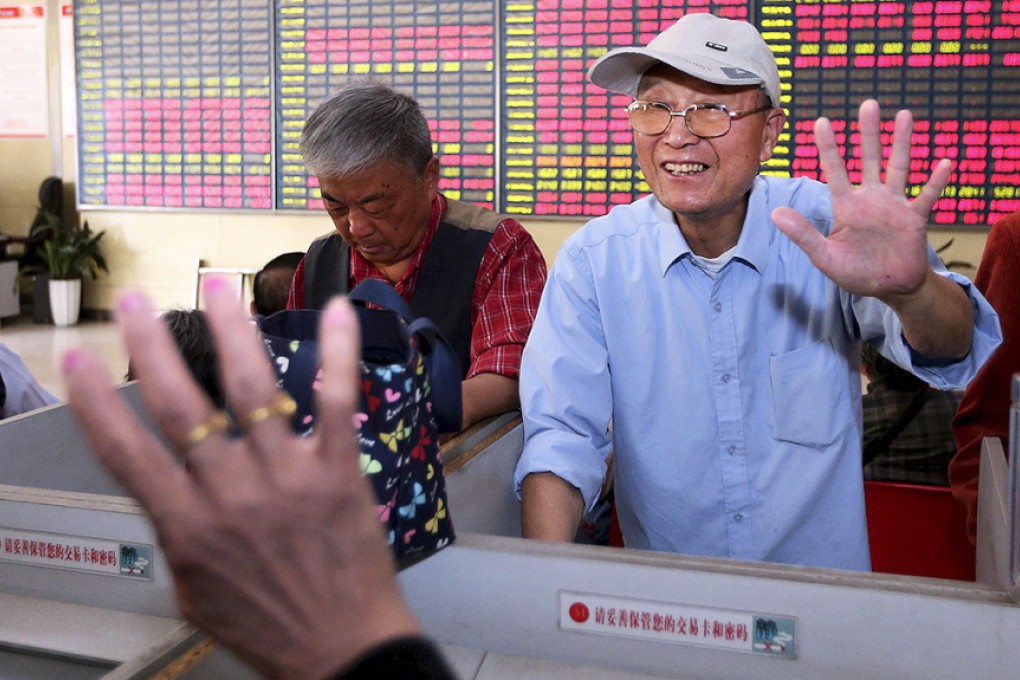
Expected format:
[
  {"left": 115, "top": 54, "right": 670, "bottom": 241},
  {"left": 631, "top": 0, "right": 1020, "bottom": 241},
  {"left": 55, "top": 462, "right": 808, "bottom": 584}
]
[
  {"left": 949, "top": 211, "right": 1020, "bottom": 543},
  {"left": 59, "top": 283, "right": 455, "bottom": 680},
  {"left": 127, "top": 309, "right": 224, "bottom": 409},
  {"left": 516, "top": 14, "right": 1001, "bottom": 571},
  {"left": 861, "top": 342, "right": 962, "bottom": 486},
  {"left": 288, "top": 80, "right": 548, "bottom": 432},
  {"left": 251, "top": 251, "right": 304, "bottom": 317},
  {"left": 0, "top": 342, "right": 59, "bottom": 418}
]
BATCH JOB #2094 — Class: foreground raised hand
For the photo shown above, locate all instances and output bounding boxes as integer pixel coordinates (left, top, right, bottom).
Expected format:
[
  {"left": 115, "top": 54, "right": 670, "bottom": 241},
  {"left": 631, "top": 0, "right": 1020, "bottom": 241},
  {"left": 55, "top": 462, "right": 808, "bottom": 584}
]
[
  {"left": 60, "top": 278, "right": 421, "bottom": 680},
  {"left": 772, "top": 99, "right": 973, "bottom": 358}
]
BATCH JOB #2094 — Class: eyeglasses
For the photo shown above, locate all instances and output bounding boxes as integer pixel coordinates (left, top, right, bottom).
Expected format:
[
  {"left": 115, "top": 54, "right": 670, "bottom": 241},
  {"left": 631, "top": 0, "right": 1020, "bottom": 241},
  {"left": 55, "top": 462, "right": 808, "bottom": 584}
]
[{"left": 626, "top": 101, "right": 773, "bottom": 138}]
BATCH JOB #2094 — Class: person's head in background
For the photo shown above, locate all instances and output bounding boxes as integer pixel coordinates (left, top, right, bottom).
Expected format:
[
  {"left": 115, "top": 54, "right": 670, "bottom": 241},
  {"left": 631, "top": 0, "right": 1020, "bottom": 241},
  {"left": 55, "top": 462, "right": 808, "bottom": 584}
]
[
  {"left": 299, "top": 80, "right": 440, "bottom": 273},
  {"left": 252, "top": 251, "right": 304, "bottom": 317},
  {"left": 127, "top": 309, "right": 224, "bottom": 408},
  {"left": 860, "top": 342, "right": 927, "bottom": 393}
]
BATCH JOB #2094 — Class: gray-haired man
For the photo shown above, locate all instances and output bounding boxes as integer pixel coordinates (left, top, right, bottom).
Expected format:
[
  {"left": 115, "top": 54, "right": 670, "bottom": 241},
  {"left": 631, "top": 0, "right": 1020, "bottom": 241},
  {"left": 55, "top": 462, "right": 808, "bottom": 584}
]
[{"left": 288, "top": 81, "right": 548, "bottom": 434}]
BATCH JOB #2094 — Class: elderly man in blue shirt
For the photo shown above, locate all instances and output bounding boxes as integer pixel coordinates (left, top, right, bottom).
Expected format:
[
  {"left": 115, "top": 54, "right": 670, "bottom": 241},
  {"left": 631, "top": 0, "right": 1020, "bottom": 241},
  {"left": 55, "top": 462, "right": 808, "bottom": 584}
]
[{"left": 515, "top": 14, "right": 1001, "bottom": 571}]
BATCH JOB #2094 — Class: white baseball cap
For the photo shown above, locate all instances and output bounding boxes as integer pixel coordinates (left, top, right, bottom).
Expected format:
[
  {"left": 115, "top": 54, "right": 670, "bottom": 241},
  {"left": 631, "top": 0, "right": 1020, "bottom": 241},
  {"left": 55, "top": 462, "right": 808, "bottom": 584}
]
[{"left": 587, "top": 13, "right": 781, "bottom": 107}]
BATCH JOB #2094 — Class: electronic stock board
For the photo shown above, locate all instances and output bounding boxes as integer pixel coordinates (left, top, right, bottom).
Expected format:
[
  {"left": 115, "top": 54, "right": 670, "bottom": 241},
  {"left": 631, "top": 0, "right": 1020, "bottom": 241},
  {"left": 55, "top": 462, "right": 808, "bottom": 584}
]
[{"left": 75, "top": 0, "right": 1020, "bottom": 225}]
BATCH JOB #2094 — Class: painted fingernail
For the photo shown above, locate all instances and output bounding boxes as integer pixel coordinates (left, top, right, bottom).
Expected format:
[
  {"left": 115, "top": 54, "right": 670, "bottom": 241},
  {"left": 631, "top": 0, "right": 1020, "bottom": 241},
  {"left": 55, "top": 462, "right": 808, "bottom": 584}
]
[
  {"left": 60, "top": 349, "right": 86, "bottom": 374},
  {"left": 203, "top": 275, "right": 228, "bottom": 294},
  {"left": 324, "top": 299, "right": 352, "bottom": 326},
  {"left": 117, "top": 291, "right": 146, "bottom": 313}
]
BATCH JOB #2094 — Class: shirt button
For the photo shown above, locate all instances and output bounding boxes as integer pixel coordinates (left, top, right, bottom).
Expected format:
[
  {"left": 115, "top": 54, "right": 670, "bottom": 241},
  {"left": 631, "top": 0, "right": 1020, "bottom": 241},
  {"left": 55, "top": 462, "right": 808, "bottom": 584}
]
[
  {"left": 728, "top": 445, "right": 737, "bottom": 455},
  {"left": 721, "top": 374, "right": 731, "bottom": 384},
  {"left": 713, "top": 302, "right": 723, "bottom": 312},
  {"left": 733, "top": 513, "right": 744, "bottom": 523}
]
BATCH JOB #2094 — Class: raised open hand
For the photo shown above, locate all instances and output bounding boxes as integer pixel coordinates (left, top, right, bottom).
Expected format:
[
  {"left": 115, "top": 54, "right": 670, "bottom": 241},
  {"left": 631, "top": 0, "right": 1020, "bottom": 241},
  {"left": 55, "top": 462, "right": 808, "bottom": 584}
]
[
  {"left": 771, "top": 99, "right": 953, "bottom": 300},
  {"left": 60, "top": 279, "right": 420, "bottom": 680}
]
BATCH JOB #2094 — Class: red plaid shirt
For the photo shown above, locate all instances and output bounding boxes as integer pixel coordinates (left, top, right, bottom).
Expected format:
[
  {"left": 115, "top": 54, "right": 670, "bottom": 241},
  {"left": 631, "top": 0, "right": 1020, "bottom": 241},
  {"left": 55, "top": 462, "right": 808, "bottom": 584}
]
[{"left": 288, "top": 194, "right": 547, "bottom": 379}]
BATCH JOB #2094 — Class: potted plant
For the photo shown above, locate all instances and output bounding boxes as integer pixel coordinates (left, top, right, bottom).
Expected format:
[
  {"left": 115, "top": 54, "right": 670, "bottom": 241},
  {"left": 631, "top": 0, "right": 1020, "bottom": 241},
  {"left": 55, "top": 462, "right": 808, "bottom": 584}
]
[
  {"left": 21, "top": 217, "right": 108, "bottom": 326},
  {"left": 16, "top": 177, "right": 66, "bottom": 322}
]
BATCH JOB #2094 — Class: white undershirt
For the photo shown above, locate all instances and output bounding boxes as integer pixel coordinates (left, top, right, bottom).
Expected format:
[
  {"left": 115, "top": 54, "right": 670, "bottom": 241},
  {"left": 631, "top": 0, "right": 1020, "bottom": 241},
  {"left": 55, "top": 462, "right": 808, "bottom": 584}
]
[{"left": 690, "top": 245, "right": 737, "bottom": 278}]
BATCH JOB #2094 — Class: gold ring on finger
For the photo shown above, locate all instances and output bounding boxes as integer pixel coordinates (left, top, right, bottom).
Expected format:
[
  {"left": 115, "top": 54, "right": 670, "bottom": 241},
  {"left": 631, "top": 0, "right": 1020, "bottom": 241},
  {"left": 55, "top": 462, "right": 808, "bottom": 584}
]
[
  {"left": 182, "top": 410, "right": 232, "bottom": 452},
  {"left": 237, "top": 392, "right": 297, "bottom": 430}
]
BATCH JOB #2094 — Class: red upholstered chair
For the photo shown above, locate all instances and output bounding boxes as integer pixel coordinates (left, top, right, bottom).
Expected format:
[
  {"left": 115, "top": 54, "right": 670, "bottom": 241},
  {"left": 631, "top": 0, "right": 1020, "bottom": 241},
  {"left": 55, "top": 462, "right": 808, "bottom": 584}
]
[
  {"left": 864, "top": 480, "right": 976, "bottom": 581},
  {"left": 609, "top": 504, "right": 624, "bottom": 548}
]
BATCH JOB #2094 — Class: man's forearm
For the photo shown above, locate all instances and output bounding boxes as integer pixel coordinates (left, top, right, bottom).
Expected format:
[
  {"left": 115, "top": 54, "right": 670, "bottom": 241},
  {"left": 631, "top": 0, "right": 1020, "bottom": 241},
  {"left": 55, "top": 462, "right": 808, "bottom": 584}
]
[
  {"left": 521, "top": 472, "right": 585, "bottom": 542},
  {"left": 461, "top": 373, "right": 519, "bottom": 431},
  {"left": 881, "top": 269, "right": 974, "bottom": 358}
]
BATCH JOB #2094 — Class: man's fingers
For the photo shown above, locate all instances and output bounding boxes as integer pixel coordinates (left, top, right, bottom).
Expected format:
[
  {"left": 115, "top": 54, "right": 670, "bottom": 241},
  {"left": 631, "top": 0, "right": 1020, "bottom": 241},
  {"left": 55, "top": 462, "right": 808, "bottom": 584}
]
[
  {"left": 858, "top": 99, "right": 883, "bottom": 185},
  {"left": 772, "top": 206, "right": 829, "bottom": 266},
  {"left": 813, "top": 117, "right": 851, "bottom": 195},
  {"left": 885, "top": 108, "right": 914, "bottom": 193},
  {"left": 61, "top": 346, "right": 192, "bottom": 522},
  {"left": 912, "top": 158, "right": 954, "bottom": 216},
  {"left": 314, "top": 297, "right": 363, "bottom": 471}
]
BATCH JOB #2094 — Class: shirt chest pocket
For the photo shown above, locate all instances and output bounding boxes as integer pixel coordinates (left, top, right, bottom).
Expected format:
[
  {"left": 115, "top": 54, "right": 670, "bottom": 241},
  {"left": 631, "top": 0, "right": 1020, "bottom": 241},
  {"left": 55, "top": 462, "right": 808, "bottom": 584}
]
[{"left": 769, "top": 339, "right": 852, "bottom": 448}]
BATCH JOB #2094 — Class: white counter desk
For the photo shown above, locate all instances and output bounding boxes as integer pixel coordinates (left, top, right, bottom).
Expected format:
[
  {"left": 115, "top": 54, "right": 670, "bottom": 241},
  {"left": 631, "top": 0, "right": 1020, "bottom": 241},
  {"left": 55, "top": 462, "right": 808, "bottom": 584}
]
[{"left": 1, "top": 386, "right": 1017, "bottom": 679}]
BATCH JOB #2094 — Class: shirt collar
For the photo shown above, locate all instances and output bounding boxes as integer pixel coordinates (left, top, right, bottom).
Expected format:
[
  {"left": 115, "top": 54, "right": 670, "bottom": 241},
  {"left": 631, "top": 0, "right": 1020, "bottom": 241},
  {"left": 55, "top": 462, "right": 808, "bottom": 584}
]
[
  {"left": 736, "top": 177, "right": 771, "bottom": 274},
  {"left": 656, "top": 200, "right": 690, "bottom": 277},
  {"left": 657, "top": 176, "right": 771, "bottom": 277}
]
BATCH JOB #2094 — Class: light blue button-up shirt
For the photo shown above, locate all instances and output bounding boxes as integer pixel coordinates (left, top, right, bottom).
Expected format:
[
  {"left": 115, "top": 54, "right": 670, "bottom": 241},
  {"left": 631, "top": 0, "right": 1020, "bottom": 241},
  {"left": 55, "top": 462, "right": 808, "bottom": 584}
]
[
  {"left": 0, "top": 342, "right": 58, "bottom": 418},
  {"left": 515, "top": 175, "right": 1001, "bottom": 571}
]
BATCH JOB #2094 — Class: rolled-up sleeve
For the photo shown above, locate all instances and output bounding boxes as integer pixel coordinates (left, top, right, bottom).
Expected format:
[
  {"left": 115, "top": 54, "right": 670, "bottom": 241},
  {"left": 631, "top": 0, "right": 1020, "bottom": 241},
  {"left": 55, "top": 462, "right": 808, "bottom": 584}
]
[
  {"left": 514, "top": 246, "right": 612, "bottom": 512},
  {"left": 853, "top": 261, "right": 1002, "bottom": 389},
  {"left": 468, "top": 221, "right": 548, "bottom": 379}
]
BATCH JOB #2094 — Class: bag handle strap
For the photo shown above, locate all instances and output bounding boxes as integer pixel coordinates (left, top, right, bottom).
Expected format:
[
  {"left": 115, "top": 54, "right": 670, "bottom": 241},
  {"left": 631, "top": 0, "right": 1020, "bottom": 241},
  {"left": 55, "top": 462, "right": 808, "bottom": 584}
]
[
  {"left": 347, "top": 278, "right": 462, "bottom": 432},
  {"left": 347, "top": 278, "right": 414, "bottom": 320},
  {"left": 348, "top": 279, "right": 447, "bottom": 357}
]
